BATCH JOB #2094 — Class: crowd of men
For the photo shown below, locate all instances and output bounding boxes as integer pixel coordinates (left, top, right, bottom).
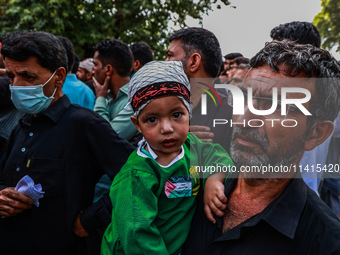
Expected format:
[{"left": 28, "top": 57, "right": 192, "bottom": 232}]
[{"left": 0, "top": 21, "right": 340, "bottom": 255}]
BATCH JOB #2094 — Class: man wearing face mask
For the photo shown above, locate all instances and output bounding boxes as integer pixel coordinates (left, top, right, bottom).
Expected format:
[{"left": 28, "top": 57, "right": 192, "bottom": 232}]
[{"left": 0, "top": 31, "right": 134, "bottom": 255}]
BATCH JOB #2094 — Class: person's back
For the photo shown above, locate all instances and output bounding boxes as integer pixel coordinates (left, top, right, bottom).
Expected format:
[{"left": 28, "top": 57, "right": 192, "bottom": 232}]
[
  {"left": 63, "top": 73, "right": 95, "bottom": 109},
  {"left": 58, "top": 36, "right": 95, "bottom": 110}
]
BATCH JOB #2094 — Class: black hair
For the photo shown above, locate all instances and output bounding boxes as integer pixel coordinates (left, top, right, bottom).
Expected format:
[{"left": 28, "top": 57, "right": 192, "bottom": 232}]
[
  {"left": 130, "top": 42, "right": 153, "bottom": 66},
  {"left": 250, "top": 40, "right": 340, "bottom": 122},
  {"left": 232, "top": 57, "right": 250, "bottom": 66},
  {"left": 224, "top": 52, "right": 243, "bottom": 60},
  {"left": 270, "top": 21, "right": 321, "bottom": 47},
  {"left": 57, "top": 36, "right": 75, "bottom": 73},
  {"left": 218, "top": 62, "right": 225, "bottom": 76},
  {"left": 1, "top": 31, "right": 67, "bottom": 72},
  {"left": 94, "top": 39, "right": 133, "bottom": 77},
  {"left": 168, "top": 27, "right": 222, "bottom": 78},
  {"left": 72, "top": 54, "right": 80, "bottom": 74}
]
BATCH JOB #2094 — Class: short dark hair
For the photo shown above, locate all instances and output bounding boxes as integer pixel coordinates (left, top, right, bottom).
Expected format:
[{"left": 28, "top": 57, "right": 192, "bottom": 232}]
[
  {"left": 168, "top": 27, "right": 222, "bottom": 78},
  {"left": 130, "top": 42, "right": 153, "bottom": 66},
  {"left": 72, "top": 54, "right": 80, "bottom": 74},
  {"left": 232, "top": 57, "right": 250, "bottom": 66},
  {"left": 57, "top": 36, "right": 75, "bottom": 73},
  {"left": 224, "top": 52, "right": 243, "bottom": 60},
  {"left": 270, "top": 21, "right": 321, "bottom": 47},
  {"left": 250, "top": 40, "right": 340, "bottom": 122},
  {"left": 94, "top": 39, "right": 133, "bottom": 77},
  {"left": 1, "top": 31, "right": 67, "bottom": 73}
]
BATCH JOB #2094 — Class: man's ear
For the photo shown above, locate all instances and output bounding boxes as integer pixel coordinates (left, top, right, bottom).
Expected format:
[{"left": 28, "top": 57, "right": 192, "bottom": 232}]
[
  {"left": 133, "top": 60, "right": 142, "bottom": 72},
  {"left": 106, "top": 64, "right": 114, "bottom": 76},
  {"left": 187, "top": 53, "right": 201, "bottom": 73},
  {"left": 131, "top": 116, "right": 142, "bottom": 133},
  {"left": 85, "top": 71, "right": 92, "bottom": 80},
  {"left": 303, "top": 120, "right": 334, "bottom": 151},
  {"left": 55, "top": 67, "right": 66, "bottom": 88}
]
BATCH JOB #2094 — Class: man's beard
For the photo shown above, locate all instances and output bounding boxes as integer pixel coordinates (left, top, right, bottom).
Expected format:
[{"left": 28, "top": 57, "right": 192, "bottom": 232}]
[
  {"left": 180, "top": 55, "right": 190, "bottom": 77},
  {"left": 230, "top": 126, "right": 305, "bottom": 179}
]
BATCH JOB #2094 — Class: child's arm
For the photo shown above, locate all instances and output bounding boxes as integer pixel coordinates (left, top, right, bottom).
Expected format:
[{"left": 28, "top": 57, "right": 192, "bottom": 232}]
[{"left": 204, "top": 172, "right": 227, "bottom": 224}]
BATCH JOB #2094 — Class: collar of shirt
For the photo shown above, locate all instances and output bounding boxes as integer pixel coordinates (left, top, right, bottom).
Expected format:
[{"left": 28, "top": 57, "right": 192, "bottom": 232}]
[
  {"left": 215, "top": 172, "right": 307, "bottom": 241},
  {"left": 65, "top": 74, "right": 78, "bottom": 83},
  {"left": 136, "top": 137, "right": 185, "bottom": 168},
  {"left": 107, "top": 83, "right": 129, "bottom": 102},
  {"left": 20, "top": 95, "right": 71, "bottom": 127}
]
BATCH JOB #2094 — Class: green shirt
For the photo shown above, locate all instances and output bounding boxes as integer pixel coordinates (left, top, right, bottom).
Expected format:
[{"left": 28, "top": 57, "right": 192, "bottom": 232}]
[
  {"left": 94, "top": 83, "right": 138, "bottom": 141},
  {"left": 101, "top": 134, "right": 234, "bottom": 255}
]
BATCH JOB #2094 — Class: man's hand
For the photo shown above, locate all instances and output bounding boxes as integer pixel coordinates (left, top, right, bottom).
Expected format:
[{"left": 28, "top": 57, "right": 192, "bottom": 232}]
[
  {"left": 204, "top": 174, "right": 227, "bottom": 224},
  {"left": 73, "top": 214, "right": 89, "bottom": 237},
  {"left": 0, "top": 187, "right": 33, "bottom": 217},
  {"left": 93, "top": 75, "right": 110, "bottom": 98},
  {"left": 190, "top": 125, "right": 214, "bottom": 143}
]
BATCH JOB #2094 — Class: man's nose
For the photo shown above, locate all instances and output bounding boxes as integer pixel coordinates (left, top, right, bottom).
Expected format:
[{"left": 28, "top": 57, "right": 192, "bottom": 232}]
[{"left": 10, "top": 76, "right": 22, "bottom": 87}]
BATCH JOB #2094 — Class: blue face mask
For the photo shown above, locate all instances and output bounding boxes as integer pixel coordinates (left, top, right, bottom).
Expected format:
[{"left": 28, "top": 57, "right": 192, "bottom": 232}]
[{"left": 10, "top": 70, "right": 57, "bottom": 114}]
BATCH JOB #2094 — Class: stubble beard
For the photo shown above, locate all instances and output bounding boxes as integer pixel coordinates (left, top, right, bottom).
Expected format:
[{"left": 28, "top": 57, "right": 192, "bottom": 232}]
[{"left": 230, "top": 126, "right": 305, "bottom": 179}]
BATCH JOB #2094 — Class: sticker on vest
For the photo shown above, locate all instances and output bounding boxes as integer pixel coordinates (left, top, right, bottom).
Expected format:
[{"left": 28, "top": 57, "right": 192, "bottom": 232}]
[{"left": 164, "top": 176, "right": 192, "bottom": 198}]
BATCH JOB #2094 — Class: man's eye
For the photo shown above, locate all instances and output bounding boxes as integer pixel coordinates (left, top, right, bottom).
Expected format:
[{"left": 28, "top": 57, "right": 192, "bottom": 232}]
[
  {"left": 261, "top": 100, "right": 274, "bottom": 110},
  {"left": 147, "top": 117, "right": 157, "bottom": 123},
  {"left": 172, "top": 112, "right": 182, "bottom": 119}
]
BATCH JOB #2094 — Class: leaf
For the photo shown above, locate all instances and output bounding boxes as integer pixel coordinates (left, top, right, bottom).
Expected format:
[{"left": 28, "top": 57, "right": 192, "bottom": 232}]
[{"left": 2, "top": 0, "right": 231, "bottom": 59}]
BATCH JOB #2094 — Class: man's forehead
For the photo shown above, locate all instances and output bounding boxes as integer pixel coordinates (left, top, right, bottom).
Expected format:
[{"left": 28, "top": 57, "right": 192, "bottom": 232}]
[
  {"left": 5, "top": 56, "right": 48, "bottom": 75},
  {"left": 243, "top": 65, "right": 316, "bottom": 93},
  {"left": 168, "top": 39, "right": 184, "bottom": 51}
]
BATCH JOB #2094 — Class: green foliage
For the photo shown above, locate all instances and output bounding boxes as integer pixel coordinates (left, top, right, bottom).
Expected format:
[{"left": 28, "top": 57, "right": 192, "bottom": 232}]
[
  {"left": 0, "top": 0, "right": 231, "bottom": 59},
  {"left": 313, "top": 0, "right": 340, "bottom": 52}
]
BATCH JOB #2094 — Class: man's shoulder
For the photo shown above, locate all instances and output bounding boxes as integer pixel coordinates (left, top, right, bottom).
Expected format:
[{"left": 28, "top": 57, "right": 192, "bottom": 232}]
[
  {"left": 303, "top": 187, "right": 340, "bottom": 229},
  {"left": 295, "top": 186, "right": 340, "bottom": 250},
  {"left": 63, "top": 75, "right": 94, "bottom": 96},
  {"left": 62, "top": 103, "right": 107, "bottom": 125},
  {"left": 120, "top": 83, "right": 129, "bottom": 94}
]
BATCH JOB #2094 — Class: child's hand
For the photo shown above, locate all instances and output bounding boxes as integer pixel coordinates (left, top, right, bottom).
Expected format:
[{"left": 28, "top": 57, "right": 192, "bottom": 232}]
[{"left": 204, "top": 175, "right": 227, "bottom": 224}]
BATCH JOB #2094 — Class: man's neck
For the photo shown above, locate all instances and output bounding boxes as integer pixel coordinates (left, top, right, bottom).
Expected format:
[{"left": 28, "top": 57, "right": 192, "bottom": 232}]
[
  {"left": 110, "top": 76, "right": 130, "bottom": 98},
  {"left": 235, "top": 176, "right": 291, "bottom": 203},
  {"left": 190, "top": 75, "right": 214, "bottom": 108},
  {"left": 222, "top": 174, "right": 292, "bottom": 234}
]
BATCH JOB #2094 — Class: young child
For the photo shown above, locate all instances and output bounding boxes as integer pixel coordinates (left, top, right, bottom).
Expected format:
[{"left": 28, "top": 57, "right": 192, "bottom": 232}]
[{"left": 101, "top": 61, "right": 234, "bottom": 255}]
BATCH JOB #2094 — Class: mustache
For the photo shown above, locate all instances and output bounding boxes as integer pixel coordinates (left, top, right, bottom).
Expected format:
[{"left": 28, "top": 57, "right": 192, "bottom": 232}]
[{"left": 232, "top": 126, "right": 269, "bottom": 151}]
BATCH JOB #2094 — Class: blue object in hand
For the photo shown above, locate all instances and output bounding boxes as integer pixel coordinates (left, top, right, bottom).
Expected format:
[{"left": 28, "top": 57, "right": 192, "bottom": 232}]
[{"left": 15, "top": 175, "right": 45, "bottom": 207}]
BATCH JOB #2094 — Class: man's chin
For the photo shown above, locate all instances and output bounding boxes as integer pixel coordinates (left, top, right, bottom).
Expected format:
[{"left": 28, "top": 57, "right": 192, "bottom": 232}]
[{"left": 230, "top": 147, "right": 270, "bottom": 167}]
